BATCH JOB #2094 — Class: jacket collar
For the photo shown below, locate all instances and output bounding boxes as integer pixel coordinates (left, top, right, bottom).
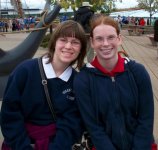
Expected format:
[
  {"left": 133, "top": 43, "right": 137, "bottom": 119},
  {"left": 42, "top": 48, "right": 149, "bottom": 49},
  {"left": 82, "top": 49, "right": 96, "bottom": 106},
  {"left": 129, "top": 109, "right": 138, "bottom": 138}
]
[
  {"left": 42, "top": 56, "right": 72, "bottom": 82},
  {"left": 90, "top": 53, "right": 125, "bottom": 76}
]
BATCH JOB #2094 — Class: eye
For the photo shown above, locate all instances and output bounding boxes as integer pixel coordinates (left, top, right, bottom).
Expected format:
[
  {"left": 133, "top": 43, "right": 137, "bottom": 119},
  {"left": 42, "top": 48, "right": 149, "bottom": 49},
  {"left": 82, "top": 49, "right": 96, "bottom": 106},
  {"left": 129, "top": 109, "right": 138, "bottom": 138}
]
[
  {"left": 107, "top": 36, "right": 116, "bottom": 41},
  {"left": 95, "top": 37, "right": 103, "bottom": 42},
  {"left": 59, "top": 38, "right": 67, "bottom": 42},
  {"left": 72, "top": 41, "right": 80, "bottom": 45}
]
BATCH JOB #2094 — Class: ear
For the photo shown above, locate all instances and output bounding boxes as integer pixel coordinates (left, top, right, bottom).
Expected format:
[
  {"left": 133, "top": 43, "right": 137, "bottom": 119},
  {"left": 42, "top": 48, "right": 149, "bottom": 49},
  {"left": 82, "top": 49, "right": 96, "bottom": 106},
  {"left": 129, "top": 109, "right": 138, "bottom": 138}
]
[{"left": 117, "top": 34, "right": 122, "bottom": 46}]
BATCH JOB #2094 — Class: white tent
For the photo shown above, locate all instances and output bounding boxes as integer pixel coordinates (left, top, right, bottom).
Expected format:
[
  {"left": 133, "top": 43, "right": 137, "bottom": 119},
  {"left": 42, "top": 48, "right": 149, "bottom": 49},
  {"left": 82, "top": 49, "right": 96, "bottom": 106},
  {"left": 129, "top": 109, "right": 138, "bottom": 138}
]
[
  {"left": 110, "top": 10, "right": 158, "bottom": 18},
  {"left": 128, "top": 10, "right": 150, "bottom": 17},
  {"left": 152, "top": 13, "right": 158, "bottom": 17}
]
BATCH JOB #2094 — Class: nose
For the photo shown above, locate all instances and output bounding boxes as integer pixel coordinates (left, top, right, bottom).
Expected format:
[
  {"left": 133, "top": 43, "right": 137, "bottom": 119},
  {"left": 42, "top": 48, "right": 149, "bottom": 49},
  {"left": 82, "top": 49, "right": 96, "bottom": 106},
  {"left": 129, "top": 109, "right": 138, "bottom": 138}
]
[
  {"left": 102, "top": 38, "right": 109, "bottom": 45},
  {"left": 65, "top": 41, "right": 72, "bottom": 48}
]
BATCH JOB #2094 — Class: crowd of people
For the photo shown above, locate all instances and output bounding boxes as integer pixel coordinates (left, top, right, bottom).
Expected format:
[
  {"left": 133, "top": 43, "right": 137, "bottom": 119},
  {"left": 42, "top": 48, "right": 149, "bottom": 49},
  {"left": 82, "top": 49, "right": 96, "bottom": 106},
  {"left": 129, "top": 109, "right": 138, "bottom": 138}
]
[
  {"left": 0, "top": 20, "right": 9, "bottom": 32},
  {"left": 0, "top": 16, "right": 37, "bottom": 32},
  {"left": 114, "top": 15, "right": 157, "bottom": 27},
  {"left": 1, "top": 12, "right": 157, "bottom": 34}
]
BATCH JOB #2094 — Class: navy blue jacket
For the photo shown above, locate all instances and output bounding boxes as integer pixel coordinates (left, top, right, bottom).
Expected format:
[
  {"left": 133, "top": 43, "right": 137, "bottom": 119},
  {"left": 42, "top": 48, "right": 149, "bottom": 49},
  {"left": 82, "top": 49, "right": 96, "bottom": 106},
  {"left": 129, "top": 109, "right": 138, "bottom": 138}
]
[
  {"left": 74, "top": 59, "right": 154, "bottom": 150},
  {"left": 1, "top": 58, "right": 83, "bottom": 150}
]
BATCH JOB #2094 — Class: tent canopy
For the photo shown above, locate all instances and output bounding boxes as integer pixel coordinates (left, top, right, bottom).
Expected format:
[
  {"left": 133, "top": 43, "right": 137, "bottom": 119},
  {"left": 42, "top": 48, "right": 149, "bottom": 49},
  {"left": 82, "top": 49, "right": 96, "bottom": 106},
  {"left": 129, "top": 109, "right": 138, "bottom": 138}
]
[{"left": 110, "top": 10, "right": 158, "bottom": 18}]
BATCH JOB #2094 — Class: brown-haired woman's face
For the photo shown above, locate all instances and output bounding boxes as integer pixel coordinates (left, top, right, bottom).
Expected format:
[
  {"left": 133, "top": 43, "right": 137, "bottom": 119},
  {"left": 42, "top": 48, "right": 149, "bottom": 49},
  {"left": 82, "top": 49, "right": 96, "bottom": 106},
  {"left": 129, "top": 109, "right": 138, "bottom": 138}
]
[
  {"left": 91, "top": 24, "right": 122, "bottom": 61},
  {"left": 53, "top": 36, "right": 81, "bottom": 66}
]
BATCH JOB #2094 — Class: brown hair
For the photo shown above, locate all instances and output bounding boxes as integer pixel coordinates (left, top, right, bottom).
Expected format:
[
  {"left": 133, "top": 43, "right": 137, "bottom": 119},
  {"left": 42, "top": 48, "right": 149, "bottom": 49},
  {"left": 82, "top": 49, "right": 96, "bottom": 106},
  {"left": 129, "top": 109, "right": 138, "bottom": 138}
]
[
  {"left": 90, "top": 14, "right": 120, "bottom": 37},
  {"left": 46, "top": 20, "right": 87, "bottom": 69}
]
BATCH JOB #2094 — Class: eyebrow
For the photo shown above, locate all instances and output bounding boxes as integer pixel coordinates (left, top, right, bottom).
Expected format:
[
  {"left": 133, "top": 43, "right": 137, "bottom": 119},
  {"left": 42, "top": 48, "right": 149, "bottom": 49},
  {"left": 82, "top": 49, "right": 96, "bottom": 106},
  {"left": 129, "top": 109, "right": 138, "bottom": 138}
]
[{"left": 94, "top": 34, "right": 117, "bottom": 37}]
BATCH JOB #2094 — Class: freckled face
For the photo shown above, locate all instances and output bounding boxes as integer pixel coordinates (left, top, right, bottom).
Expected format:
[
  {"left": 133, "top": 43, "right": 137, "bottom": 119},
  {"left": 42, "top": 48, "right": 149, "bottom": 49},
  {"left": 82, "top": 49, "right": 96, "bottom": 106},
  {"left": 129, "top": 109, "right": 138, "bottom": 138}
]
[{"left": 91, "top": 24, "right": 122, "bottom": 62}]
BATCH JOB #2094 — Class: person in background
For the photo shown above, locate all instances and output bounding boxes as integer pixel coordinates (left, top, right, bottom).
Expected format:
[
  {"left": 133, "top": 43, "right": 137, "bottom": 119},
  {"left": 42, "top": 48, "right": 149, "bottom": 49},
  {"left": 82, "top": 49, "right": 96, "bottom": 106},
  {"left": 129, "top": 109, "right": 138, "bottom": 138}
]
[
  {"left": 129, "top": 16, "right": 135, "bottom": 25},
  {"left": 1, "top": 20, "right": 87, "bottom": 150},
  {"left": 154, "top": 18, "right": 158, "bottom": 40},
  {"left": 1, "top": 21, "right": 5, "bottom": 32},
  {"left": 74, "top": 2, "right": 94, "bottom": 63},
  {"left": 154, "top": 18, "right": 158, "bottom": 57},
  {"left": 115, "top": 15, "right": 122, "bottom": 30},
  {"left": 139, "top": 17, "right": 146, "bottom": 34},
  {"left": 4, "top": 21, "right": 9, "bottom": 32},
  {"left": 0, "top": 21, "right": 2, "bottom": 32},
  {"left": 152, "top": 17, "right": 156, "bottom": 26},
  {"left": 139, "top": 17, "right": 146, "bottom": 26},
  {"left": 74, "top": 14, "right": 154, "bottom": 150},
  {"left": 12, "top": 19, "right": 16, "bottom": 31},
  {"left": 60, "top": 14, "right": 68, "bottom": 22},
  {"left": 74, "top": 1, "right": 94, "bottom": 33},
  {"left": 122, "top": 16, "right": 128, "bottom": 25},
  {"left": 135, "top": 17, "right": 139, "bottom": 26},
  {"left": 147, "top": 18, "right": 150, "bottom": 25}
]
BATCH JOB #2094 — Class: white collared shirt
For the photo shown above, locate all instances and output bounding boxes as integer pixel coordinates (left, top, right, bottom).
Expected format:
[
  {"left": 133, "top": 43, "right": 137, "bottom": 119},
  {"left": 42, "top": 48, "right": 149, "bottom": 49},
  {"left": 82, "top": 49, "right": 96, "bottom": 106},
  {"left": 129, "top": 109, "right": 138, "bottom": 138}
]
[{"left": 42, "top": 56, "right": 72, "bottom": 82}]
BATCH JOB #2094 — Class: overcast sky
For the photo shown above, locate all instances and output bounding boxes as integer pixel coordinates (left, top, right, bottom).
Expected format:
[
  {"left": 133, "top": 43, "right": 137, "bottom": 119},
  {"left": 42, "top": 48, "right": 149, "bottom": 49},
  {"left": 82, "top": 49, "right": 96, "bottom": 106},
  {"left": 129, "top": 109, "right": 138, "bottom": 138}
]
[
  {"left": 1, "top": 0, "right": 138, "bottom": 9},
  {"left": 115, "top": 0, "right": 138, "bottom": 9}
]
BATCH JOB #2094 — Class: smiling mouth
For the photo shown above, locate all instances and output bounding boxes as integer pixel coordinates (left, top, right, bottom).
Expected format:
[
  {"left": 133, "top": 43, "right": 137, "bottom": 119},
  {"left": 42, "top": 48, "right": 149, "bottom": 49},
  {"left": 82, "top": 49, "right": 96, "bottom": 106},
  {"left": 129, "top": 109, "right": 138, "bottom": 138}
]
[
  {"left": 62, "top": 51, "right": 73, "bottom": 56},
  {"left": 101, "top": 48, "right": 112, "bottom": 52}
]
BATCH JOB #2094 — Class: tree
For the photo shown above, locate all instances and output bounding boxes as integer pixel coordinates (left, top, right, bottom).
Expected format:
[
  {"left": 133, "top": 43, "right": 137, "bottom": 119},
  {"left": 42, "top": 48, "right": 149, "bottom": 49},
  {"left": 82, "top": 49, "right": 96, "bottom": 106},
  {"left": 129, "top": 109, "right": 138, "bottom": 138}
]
[
  {"left": 137, "top": 0, "right": 158, "bottom": 25},
  {"left": 50, "top": 0, "right": 122, "bottom": 14},
  {"left": 40, "top": 0, "right": 122, "bottom": 47}
]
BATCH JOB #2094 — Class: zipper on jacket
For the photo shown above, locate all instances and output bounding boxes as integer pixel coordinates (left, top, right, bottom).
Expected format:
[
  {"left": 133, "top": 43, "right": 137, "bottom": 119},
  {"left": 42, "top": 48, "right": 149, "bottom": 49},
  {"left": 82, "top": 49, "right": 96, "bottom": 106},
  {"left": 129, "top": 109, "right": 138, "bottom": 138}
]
[
  {"left": 111, "top": 75, "right": 128, "bottom": 150},
  {"left": 111, "top": 76, "right": 115, "bottom": 82}
]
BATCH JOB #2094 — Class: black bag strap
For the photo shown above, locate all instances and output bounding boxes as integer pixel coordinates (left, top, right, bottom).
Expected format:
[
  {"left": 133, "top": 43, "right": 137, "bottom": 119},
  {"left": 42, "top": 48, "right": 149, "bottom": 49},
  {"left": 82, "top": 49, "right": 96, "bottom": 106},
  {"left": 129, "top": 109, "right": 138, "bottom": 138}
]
[
  {"left": 38, "top": 57, "right": 57, "bottom": 122},
  {"left": 125, "top": 58, "right": 138, "bottom": 112}
]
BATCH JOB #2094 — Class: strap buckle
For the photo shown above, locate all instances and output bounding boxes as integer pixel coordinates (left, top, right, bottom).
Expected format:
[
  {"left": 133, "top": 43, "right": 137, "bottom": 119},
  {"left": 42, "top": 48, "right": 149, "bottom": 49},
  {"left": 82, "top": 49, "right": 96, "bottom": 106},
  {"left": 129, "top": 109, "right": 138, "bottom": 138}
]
[{"left": 42, "top": 79, "right": 47, "bottom": 85}]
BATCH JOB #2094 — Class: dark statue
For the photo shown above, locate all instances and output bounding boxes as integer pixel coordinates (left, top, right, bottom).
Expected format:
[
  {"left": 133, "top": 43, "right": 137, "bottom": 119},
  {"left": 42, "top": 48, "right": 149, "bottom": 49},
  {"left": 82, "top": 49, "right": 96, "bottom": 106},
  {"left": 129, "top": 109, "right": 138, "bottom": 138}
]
[{"left": 0, "top": 1, "right": 61, "bottom": 98}]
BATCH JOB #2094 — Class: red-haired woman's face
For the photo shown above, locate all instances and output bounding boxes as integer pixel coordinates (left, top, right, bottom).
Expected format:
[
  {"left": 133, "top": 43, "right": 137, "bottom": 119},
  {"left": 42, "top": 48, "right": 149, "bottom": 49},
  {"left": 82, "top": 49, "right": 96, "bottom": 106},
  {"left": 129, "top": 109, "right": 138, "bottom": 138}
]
[{"left": 91, "top": 24, "right": 122, "bottom": 63}]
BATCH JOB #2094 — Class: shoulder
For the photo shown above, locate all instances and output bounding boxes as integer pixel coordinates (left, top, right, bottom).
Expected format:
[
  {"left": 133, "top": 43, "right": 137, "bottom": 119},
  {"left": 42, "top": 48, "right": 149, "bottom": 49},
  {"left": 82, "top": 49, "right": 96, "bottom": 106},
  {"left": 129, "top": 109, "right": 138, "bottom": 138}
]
[
  {"left": 11, "top": 58, "right": 38, "bottom": 77},
  {"left": 6, "top": 59, "right": 38, "bottom": 90},
  {"left": 74, "top": 64, "right": 97, "bottom": 85},
  {"left": 74, "top": 66, "right": 89, "bottom": 82},
  {"left": 127, "top": 59, "right": 147, "bottom": 72},
  {"left": 73, "top": 66, "right": 92, "bottom": 93},
  {"left": 125, "top": 59, "right": 151, "bottom": 82}
]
